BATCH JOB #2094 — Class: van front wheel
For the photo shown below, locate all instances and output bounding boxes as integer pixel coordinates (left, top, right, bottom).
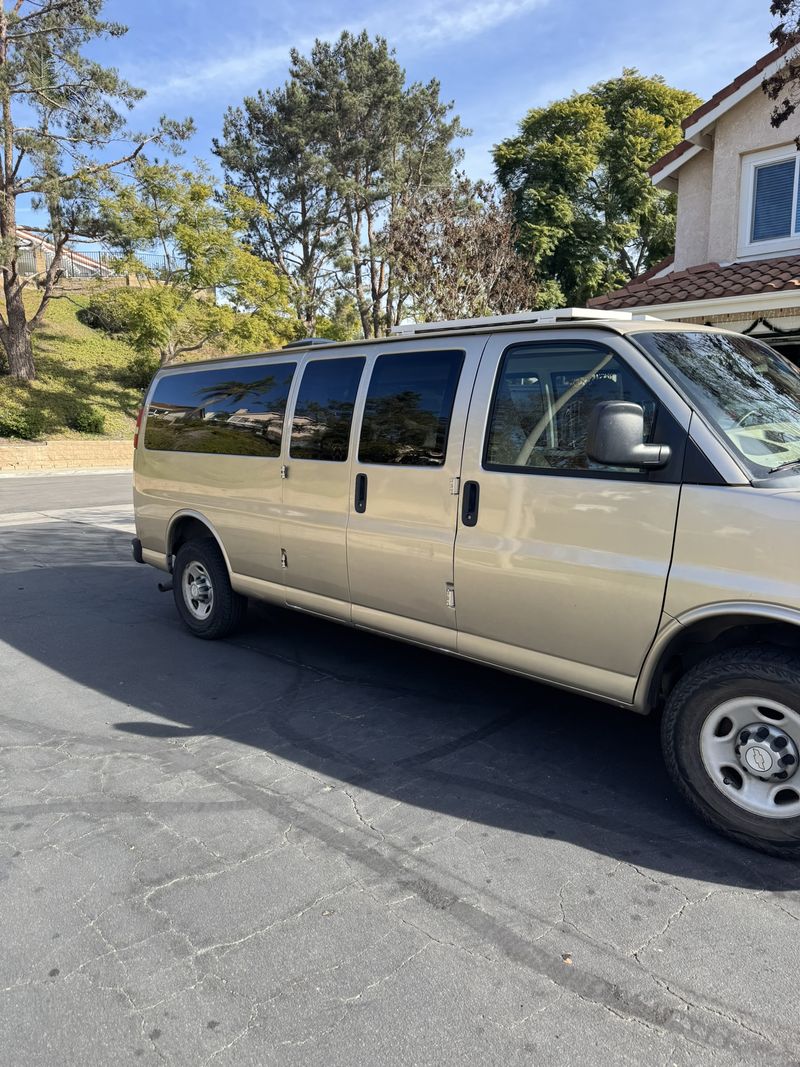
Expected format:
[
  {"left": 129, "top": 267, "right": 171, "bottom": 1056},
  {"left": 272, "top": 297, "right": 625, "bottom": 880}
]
[
  {"left": 662, "top": 647, "right": 800, "bottom": 857},
  {"left": 172, "top": 538, "right": 246, "bottom": 640}
]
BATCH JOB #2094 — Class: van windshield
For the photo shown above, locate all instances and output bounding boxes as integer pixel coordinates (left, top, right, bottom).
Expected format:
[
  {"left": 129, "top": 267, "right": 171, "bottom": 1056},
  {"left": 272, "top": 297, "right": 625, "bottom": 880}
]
[{"left": 636, "top": 331, "right": 800, "bottom": 478}]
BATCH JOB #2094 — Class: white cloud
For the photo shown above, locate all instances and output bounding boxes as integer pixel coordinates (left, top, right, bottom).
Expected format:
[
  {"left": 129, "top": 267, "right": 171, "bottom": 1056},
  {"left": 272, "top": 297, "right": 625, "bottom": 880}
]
[
  {"left": 398, "top": 0, "right": 551, "bottom": 48},
  {"left": 140, "top": 0, "right": 551, "bottom": 103}
]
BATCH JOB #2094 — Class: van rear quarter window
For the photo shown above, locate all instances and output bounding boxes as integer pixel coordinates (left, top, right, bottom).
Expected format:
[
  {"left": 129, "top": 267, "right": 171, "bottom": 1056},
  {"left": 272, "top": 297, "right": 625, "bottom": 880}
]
[
  {"left": 290, "top": 357, "right": 365, "bottom": 461},
  {"left": 358, "top": 350, "right": 464, "bottom": 466},
  {"left": 145, "top": 362, "right": 296, "bottom": 456}
]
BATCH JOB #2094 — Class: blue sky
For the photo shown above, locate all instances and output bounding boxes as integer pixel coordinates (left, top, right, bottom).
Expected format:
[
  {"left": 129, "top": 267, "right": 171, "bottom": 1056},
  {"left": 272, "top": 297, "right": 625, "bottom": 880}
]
[{"left": 21, "top": 0, "right": 777, "bottom": 225}]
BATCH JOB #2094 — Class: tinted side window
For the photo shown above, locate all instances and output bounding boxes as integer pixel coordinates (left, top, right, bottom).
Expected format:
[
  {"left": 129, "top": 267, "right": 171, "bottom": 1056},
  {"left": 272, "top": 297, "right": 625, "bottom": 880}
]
[
  {"left": 358, "top": 350, "right": 464, "bottom": 466},
  {"left": 145, "top": 362, "right": 296, "bottom": 456},
  {"left": 485, "top": 343, "right": 657, "bottom": 473},
  {"left": 290, "top": 357, "right": 365, "bottom": 461}
]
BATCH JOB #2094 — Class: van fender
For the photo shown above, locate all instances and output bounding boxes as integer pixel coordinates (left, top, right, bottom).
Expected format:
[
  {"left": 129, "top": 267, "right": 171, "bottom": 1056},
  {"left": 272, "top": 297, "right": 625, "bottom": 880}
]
[
  {"left": 634, "top": 601, "right": 800, "bottom": 713},
  {"left": 165, "top": 509, "right": 235, "bottom": 578}
]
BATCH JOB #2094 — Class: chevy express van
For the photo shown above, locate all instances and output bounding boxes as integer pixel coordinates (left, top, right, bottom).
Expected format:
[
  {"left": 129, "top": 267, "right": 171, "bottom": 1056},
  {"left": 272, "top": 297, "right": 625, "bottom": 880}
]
[{"left": 132, "top": 308, "right": 800, "bottom": 856}]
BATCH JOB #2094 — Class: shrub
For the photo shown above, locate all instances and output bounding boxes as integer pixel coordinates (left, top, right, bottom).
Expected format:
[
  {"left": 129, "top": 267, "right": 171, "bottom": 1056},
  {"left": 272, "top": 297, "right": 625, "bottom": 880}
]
[
  {"left": 68, "top": 405, "right": 106, "bottom": 434},
  {"left": 118, "top": 352, "right": 158, "bottom": 390},
  {"left": 80, "top": 289, "right": 140, "bottom": 334},
  {"left": 0, "top": 407, "right": 46, "bottom": 440}
]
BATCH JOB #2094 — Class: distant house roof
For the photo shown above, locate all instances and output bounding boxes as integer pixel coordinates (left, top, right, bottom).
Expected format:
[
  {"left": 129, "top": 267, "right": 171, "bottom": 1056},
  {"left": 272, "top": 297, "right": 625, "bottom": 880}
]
[
  {"left": 17, "top": 227, "right": 107, "bottom": 276},
  {"left": 587, "top": 257, "right": 800, "bottom": 311},
  {"left": 649, "top": 40, "right": 799, "bottom": 188}
]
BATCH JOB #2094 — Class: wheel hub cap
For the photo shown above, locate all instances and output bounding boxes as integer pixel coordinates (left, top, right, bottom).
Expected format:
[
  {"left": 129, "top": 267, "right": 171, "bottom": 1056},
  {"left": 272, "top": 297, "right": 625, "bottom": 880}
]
[
  {"left": 700, "top": 697, "right": 800, "bottom": 819},
  {"left": 736, "top": 722, "right": 798, "bottom": 782},
  {"left": 181, "top": 561, "right": 214, "bottom": 620}
]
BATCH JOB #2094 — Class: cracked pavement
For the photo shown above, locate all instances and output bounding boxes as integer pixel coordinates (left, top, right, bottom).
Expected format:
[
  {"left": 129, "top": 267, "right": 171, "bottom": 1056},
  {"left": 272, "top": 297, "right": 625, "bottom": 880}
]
[{"left": 2, "top": 471, "right": 800, "bottom": 1066}]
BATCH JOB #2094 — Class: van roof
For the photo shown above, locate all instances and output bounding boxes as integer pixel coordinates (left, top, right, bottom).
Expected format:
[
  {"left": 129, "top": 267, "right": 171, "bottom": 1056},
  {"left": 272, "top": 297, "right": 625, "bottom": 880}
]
[{"left": 155, "top": 313, "right": 737, "bottom": 373}]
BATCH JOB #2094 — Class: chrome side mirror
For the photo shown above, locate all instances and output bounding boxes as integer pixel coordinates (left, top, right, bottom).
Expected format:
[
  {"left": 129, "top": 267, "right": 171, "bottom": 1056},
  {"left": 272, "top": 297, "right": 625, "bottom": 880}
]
[{"left": 587, "top": 401, "right": 671, "bottom": 469}]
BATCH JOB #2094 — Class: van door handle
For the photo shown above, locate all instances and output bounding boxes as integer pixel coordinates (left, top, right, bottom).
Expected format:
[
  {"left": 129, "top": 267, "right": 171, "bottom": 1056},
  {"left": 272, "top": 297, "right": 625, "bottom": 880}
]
[
  {"left": 461, "top": 480, "right": 480, "bottom": 526},
  {"left": 354, "top": 472, "right": 368, "bottom": 513}
]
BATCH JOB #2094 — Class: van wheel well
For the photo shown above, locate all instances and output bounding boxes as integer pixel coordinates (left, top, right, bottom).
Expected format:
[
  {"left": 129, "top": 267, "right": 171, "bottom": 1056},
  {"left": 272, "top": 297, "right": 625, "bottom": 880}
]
[
  {"left": 649, "top": 617, "right": 800, "bottom": 715},
  {"left": 168, "top": 516, "right": 220, "bottom": 568}
]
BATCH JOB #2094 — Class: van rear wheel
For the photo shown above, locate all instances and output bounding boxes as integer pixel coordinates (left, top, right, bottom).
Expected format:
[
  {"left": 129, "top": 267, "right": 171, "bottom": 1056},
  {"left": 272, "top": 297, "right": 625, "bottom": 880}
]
[
  {"left": 172, "top": 538, "right": 246, "bottom": 639},
  {"left": 662, "top": 647, "right": 800, "bottom": 858}
]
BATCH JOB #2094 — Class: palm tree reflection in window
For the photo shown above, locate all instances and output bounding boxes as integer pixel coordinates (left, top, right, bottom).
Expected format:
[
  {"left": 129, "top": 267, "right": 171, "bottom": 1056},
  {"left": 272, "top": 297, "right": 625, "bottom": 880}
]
[{"left": 146, "top": 367, "right": 295, "bottom": 456}]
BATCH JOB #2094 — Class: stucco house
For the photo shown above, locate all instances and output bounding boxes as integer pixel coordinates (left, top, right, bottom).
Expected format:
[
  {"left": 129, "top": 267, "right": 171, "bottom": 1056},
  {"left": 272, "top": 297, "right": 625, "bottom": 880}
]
[{"left": 589, "top": 44, "right": 800, "bottom": 363}]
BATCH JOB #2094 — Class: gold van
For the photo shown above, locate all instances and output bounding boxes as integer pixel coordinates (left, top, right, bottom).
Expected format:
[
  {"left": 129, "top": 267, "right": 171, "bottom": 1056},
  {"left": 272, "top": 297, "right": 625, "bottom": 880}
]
[{"left": 132, "top": 308, "right": 800, "bottom": 856}]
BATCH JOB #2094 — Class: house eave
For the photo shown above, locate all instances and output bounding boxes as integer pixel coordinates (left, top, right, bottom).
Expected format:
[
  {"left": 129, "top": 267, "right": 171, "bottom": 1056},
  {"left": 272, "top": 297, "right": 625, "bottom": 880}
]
[
  {"left": 682, "top": 48, "right": 800, "bottom": 143},
  {"left": 614, "top": 287, "right": 800, "bottom": 321},
  {"left": 651, "top": 143, "right": 703, "bottom": 190}
]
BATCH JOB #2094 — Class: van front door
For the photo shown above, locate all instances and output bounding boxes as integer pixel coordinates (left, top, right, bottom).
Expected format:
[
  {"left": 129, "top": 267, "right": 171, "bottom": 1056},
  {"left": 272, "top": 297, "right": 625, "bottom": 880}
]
[
  {"left": 346, "top": 341, "right": 481, "bottom": 650},
  {"left": 454, "top": 333, "right": 689, "bottom": 704}
]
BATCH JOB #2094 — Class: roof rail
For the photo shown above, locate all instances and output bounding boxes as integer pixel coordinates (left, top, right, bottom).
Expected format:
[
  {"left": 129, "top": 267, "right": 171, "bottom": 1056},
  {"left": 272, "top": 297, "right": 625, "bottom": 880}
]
[
  {"left": 282, "top": 337, "right": 331, "bottom": 349},
  {"left": 389, "top": 307, "right": 659, "bottom": 336}
]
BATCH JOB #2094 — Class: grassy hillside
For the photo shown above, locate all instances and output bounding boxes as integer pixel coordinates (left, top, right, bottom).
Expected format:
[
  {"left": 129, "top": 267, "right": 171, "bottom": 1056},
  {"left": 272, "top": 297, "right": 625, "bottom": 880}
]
[{"left": 0, "top": 290, "right": 147, "bottom": 439}]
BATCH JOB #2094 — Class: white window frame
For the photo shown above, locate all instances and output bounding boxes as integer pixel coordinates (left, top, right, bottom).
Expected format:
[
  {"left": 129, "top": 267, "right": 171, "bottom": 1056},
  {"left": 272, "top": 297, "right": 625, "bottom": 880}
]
[{"left": 738, "top": 145, "right": 800, "bottom": 259}]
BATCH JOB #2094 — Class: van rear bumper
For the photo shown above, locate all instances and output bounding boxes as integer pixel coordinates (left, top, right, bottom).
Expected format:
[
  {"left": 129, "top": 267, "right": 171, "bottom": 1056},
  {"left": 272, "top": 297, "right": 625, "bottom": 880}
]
[{"left": 131, "top": 537, "right": 144, "bottom": 565}]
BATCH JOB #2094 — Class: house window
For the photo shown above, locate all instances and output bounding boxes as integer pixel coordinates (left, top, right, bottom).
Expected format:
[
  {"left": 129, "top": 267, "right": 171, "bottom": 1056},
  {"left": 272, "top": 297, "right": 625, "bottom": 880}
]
[{"left": 740, "top": 147, "right": 800, "bottom": 256}]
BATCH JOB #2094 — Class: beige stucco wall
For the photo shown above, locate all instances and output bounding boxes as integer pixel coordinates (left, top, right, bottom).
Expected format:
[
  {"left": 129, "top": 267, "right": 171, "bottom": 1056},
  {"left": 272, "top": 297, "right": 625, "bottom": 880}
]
[
  {"left": 673, "top": 150, "right": 713, "bottom": 269},
  {"left": 675, "top": 87, "right": 800, "bottom": 268}
]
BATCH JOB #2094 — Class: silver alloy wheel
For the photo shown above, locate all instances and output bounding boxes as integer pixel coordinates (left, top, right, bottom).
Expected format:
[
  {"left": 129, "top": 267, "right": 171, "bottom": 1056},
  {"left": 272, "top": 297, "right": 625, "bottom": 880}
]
[
  {"left": 181, "top": 560, "right": 214, "bottom": 621},
  {"left": 700, "top": 697, "right": 800, "bottom": 819}
]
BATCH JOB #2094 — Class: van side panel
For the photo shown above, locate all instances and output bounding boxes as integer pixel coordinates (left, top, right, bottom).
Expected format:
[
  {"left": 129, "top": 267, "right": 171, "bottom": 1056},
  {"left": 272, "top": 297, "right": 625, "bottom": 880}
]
[{"left": 134, "top": 452, "right": 284, "bottom": 584}]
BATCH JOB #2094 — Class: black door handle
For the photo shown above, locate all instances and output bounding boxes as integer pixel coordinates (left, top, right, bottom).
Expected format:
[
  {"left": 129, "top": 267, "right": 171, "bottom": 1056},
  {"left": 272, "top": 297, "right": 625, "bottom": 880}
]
[
  {"left": 354, "top": 472, "right": 368, "bottom": 513},
  {"left": 461, "top": 480, "right": 479, "bottom": 526}
]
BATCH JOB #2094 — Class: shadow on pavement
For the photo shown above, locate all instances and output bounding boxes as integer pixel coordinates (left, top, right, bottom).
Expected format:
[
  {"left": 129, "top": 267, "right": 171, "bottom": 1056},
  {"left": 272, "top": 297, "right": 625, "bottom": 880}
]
[{"left": 1, "top": 521, "right": 797, "bottom": 891}]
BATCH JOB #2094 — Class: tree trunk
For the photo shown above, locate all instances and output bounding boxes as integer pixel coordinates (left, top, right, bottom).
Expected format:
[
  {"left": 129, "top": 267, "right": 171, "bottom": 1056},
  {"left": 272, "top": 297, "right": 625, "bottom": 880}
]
[{"left": 3, "top": 283, "right": 35, "bottom": 380}]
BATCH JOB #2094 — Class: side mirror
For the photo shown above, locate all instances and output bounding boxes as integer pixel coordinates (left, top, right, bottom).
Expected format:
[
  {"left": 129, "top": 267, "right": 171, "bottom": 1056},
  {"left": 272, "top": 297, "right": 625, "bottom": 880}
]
[{"left": 586, "top": 401, "right": 672, "bottom": 470}]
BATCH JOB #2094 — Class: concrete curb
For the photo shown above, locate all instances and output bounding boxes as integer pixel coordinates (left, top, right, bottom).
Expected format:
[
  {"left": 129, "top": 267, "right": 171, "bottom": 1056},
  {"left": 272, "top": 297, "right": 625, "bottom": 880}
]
[{"left": 0, "top": 466, "right": 131, "bottom": 479}]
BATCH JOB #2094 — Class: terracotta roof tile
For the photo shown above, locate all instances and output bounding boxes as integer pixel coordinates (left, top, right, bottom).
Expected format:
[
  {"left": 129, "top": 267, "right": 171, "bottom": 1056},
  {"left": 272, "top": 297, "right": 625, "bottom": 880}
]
[{"left": 587, "top": 256, "right": 800, "bottom": 309}]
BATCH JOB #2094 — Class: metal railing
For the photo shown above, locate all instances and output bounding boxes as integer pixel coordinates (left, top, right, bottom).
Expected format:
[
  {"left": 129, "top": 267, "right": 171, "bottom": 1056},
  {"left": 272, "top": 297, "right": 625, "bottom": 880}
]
[{"left": 15, "top": 246, "right": 172, "bottom": 279}]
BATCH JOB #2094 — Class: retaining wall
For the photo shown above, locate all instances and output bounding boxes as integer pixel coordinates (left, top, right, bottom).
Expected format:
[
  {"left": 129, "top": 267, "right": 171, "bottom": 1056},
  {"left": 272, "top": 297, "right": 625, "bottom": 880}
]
[{"left": 0, "top": 437, "right": 133, "bottom": 473}]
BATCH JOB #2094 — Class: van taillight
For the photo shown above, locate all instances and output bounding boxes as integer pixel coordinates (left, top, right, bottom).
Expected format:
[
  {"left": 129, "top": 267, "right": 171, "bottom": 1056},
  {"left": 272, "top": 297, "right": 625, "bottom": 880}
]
[{"left": 133, "top": 406, "right": 143, "bottom": 448}]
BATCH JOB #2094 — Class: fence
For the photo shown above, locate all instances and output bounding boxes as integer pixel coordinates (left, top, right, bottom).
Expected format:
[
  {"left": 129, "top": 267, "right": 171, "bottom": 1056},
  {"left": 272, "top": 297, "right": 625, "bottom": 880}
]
[{"left": 15, "top": 245, "right": 172, "bottom": 280}]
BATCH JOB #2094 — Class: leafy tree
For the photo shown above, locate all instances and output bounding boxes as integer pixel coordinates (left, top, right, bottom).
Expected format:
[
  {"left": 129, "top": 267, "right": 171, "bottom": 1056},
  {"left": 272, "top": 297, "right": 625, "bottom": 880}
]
[
  {"left": 385, "top": 173, "right": 549, "bottom": 321},
  {"left": 494, "top": 71, "right": 701, "bottom": 305},
  {"left": 216, "top": 31, "right": 466, "bottom": 338},
  {"left": 763, "top": 2, "right": 800, "bottom": 130},
  {"left": 98, "top": 159, "right": 297, "bottom": 365},
  {"left": 214, "top": 80, "right": 343, "bottom": 335},
  {"left": 0, "top": 1, "right": 191, "bottom": 380}
]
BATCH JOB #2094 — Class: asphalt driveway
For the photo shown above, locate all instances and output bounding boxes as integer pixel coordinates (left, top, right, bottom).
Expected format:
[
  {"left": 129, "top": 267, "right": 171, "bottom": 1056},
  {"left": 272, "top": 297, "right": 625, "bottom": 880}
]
[{"left": 1, "top": 472, "right": 799, "bottom": 1065}]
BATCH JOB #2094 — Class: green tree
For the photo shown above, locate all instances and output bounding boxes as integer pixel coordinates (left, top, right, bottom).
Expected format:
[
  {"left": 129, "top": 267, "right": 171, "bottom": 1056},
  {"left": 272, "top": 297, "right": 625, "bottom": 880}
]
[
  {"left": 214, "top": 79, "right": 343, "bottom": 335},
  {"left": 494, "top": 71, "right": 701, "bottom": 306},
  {"left": 385, "top": 173, "right": 548, "bottom": 322},
  {"left": 216, "top": 31, "right": 467, "bottom": 338},
  {"left": 0, "top": 0, "right": 191, "bottom": 380},
  {"left": 98, "top": 159, "right": 297, "bottom": 365}
]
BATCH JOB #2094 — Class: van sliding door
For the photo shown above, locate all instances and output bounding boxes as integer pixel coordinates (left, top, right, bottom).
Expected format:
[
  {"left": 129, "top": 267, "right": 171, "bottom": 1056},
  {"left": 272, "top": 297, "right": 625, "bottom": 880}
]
[{"left": 346, "top": 337, "right": 486, "bottom": 649}]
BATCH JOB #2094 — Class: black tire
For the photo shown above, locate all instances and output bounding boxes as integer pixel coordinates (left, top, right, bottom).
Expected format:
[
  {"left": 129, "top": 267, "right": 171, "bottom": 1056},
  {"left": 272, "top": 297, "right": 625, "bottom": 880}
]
[
  {"left": 662, "top": 646, "right": 800, "bottom": 858},
  {"left": 172, "top": 537, "right": 247, "bottom": 640}
]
